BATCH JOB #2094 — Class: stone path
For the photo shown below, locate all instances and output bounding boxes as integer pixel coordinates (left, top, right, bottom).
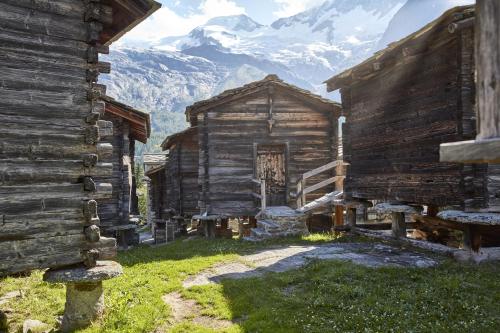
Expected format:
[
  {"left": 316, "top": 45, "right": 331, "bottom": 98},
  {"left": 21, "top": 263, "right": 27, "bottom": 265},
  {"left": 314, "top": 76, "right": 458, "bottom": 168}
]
[{"left": 183, "top": 242, "right": 438, "bottom": 288}]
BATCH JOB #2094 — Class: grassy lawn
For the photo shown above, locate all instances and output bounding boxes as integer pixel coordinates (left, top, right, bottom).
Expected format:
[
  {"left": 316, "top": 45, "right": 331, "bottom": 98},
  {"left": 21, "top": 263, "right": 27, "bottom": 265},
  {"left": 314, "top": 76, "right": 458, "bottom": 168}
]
[{"left": 1, "top": 234, "right": 500, "bottom": 332}]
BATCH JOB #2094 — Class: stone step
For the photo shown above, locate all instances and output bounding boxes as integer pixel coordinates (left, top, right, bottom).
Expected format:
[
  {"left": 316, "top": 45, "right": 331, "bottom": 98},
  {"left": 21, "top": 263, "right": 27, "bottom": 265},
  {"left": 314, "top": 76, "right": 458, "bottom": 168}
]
[
  {"left": 250, "top": 227, "right": 272, "bottom": 239},
  {"left": 257, "top": 220, "right": 282, "bottom": 233},
  {"left": 260, "top": 208, "right": 307, "bottom": 223}
]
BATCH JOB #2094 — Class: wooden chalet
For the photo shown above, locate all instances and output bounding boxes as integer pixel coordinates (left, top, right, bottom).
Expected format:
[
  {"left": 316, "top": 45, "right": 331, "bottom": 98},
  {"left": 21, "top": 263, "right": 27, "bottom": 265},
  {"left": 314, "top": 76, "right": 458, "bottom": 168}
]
[
  {"left": 186, "top": 75, "right": 342, "bottom": 220},
  {"left": 161, "top": 127, "right": 200, "bottom": 219},
  {"left": 325, "top": 5, "right": 500, "bottom": 254},
  {"left": 0, "top": 0, "right": 160, "bottom": 277},
  {"left": 144, "top": 153, "right": 168, "bottom": 222},
  {"left": 97, "top": 96, "right": 150, "bottom": 246}
]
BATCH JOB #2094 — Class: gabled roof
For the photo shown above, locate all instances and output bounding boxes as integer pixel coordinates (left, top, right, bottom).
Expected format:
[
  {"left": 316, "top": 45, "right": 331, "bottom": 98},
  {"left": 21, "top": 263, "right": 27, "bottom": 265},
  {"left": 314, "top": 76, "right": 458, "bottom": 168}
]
[
  {"left": 144, "top": 153, "right": 168, "bottom": 165},
  {"left": 185, "top": 75, "right": 341, "bottom": 122},
  {"left": 100, "top": 0, "right": 161, "bottom": 46},
  {"left": 325, "top": 5, "right": 475, "bottom": 92},
  {"left": 102, "top": 96, "right": 151, "bottom": 143},
  {"left": 161, "top": 127, "right": 198, "bottom": 151},
  {"left": 143, "top": 153, "right": 168, "bottom": 175}
]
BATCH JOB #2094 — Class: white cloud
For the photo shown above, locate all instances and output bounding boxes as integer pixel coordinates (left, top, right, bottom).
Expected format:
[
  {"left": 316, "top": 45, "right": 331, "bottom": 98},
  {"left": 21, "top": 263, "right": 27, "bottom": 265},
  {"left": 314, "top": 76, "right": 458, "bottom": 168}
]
[
  {"left": 120, "top": 0, "right": 246, "bottom": 45},
  {"left": 273, "top": 0, "right": 325, "bottom": 18}
]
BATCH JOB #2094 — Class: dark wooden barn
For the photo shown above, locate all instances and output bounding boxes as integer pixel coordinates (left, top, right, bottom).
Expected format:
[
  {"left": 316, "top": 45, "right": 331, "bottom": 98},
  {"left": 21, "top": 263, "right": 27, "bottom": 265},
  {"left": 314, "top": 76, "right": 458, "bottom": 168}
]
[
  {"left": 97, "top": 96, "right": 150, "bottom": 246},
  {"left": 325, "top": 5, "right": 500, "bottom": 254},
  {"left": 0, "top": 0, "right": 160, "bottom": 276},
  {"left": 161, "top": 127, "right": 200, "bottom": 219},
  {"left": 186, "top": 75, "right": 342, "bottom": 219},
  {"left": 144, "top": 153, "right": 168, "bottom": 221}
]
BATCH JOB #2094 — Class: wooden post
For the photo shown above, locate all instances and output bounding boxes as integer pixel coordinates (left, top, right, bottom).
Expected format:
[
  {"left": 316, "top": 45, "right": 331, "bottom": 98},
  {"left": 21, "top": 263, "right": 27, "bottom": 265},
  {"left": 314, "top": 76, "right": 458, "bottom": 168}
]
[
  {"left": 334, "top": 205, "right": 344, "bottom": 228},
  {"left": 476, "top": 0, "right": 500, "bottom": 141},
  {"left": 391, "top": 212, "right": 406, "bottom": 238},
  {"left": 347, "top": 207, "right": 357, "bottom": 228},
  {"left": 427, "top": 205, "right": 439, "bottom": 217},
  {"left": 300, "top": 178, "right": 306, "bottom": 208},
  {"left": 296, "top": 180, "right": 302, "bottom": 208},
  {"left": 463, "top": 225, "right": 482, "bottom": 252},
  {"left": 261, "top": 179, "right": 266, "bottom": 211}
]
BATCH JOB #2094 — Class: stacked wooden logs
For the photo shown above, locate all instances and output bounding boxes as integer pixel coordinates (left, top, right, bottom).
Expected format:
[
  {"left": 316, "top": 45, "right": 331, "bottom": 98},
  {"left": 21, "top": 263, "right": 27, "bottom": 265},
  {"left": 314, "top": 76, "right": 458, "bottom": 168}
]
[
  {"left": 81, "top": 0, "right": 116, "bottom": 268},
  {"left": 0, "top": 0, "right": 116, "bottom": 276}
]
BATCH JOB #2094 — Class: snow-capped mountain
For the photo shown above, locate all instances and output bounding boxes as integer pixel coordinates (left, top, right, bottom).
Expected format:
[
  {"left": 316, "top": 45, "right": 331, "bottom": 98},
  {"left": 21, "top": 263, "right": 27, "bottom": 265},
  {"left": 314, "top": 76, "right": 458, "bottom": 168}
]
[
  {"left": 378, "top": 0, "right": 475, "bottom": 49},
  {"left": 102, "top": 0, "right": 474, "bottom": 155}
]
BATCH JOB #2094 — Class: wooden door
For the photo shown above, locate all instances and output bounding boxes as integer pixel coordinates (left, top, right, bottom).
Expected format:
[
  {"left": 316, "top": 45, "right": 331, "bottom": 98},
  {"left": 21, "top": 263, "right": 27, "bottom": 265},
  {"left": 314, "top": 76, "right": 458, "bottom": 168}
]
[{"left": 256, "top": 146, "right": 287, "bottom": 206}]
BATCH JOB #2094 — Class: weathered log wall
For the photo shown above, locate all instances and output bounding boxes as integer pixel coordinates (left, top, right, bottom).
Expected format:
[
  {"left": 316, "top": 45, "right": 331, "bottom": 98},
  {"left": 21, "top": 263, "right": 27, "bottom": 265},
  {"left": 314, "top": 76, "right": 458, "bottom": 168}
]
[
  {"left": 149, "top": 167, "right": 167, "bottom": 219},
  {"left": 95, "top": 115, "right": 133, "bottom": 232},
  {"left": 165, "top": 130, "right": 199, "bottom": 217},
  {"left": 336, "top": 7, "right": 500, "bottom": 213},
  {"left": 0, "top": 1, "right": 114, "bottom": 276},
  {"left": 197, "top": 88, "right": 338, "bottom": 217}
]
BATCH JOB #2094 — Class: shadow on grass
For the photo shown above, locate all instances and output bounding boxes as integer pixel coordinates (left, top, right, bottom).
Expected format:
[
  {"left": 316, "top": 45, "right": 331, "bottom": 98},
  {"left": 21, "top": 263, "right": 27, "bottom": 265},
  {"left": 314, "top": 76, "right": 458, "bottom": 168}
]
[{"left": 206, "top": 259, "right": 500, "bottom": 333}]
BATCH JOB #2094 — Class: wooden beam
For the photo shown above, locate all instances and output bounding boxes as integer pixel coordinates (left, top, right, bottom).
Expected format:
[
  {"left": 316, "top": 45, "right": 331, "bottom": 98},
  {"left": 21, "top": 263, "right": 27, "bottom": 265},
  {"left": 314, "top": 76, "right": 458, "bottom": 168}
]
[
  {"left": 440, "top": 138, "right": 500, "bottom": 163},
  {"left": 303, "top": 176, "right": 344, "bottom": 195},
  {"left": 334, "top": 205, "right": 344, "bottom": 227},
  {"left": 303, "top": 160, "right": 343, "bottom": 180}
]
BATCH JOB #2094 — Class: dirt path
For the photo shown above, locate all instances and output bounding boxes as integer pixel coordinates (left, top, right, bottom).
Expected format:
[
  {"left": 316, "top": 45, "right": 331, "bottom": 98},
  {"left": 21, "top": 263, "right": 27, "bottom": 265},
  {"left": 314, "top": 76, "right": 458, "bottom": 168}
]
[{"left": 156, "top": 292, "right": 233, "bottom": 332}]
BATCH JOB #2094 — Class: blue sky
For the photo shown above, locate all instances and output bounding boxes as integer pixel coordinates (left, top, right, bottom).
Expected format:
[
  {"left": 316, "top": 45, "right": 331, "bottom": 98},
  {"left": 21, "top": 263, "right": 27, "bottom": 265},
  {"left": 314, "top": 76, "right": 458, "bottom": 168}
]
[{"left": 121, "top": 0, "right": 325, "bottom": 44}]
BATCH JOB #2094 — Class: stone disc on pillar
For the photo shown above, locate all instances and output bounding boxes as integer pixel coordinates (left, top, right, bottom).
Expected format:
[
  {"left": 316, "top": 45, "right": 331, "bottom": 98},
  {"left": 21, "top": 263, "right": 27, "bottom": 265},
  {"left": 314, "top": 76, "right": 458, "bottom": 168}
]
[{"left": 43, "top": 261, "right": 123, "bottom": 332}]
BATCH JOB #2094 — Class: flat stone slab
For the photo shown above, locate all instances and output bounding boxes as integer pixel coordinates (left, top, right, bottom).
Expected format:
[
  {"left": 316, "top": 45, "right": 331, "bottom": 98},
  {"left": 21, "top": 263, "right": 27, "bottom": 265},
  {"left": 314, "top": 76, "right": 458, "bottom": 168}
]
[
  {"left": 375, "top": 203, "right": 422, "bottom": 214},
  {"left": 264, "top": 206, "right": 303, "bottom": 217},
  {"left": 44, "top": 261, "right": 123, "bottom": 284},
  {"left": 183, "top": 243, "right": 437, "bottom": 288},
  {"left": 192, "top": 215, "right": 227, "bottom": 221},
  {"left": 438, "top": 210, "right": 500, "bottom": 226}
]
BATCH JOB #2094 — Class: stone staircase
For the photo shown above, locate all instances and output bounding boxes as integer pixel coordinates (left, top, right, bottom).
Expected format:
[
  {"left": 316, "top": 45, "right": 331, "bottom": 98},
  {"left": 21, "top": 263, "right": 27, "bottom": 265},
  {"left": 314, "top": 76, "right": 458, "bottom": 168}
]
[{"left": 248, "top": 206, "right": 308, "bottom": 240}]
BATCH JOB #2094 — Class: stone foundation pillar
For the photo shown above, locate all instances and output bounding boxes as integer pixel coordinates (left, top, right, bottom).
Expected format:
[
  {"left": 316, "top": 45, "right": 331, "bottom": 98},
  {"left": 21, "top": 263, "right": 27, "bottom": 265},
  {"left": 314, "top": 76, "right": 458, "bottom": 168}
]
[{"left": 44, "top": 261, "right": 122, "bottom": 332}]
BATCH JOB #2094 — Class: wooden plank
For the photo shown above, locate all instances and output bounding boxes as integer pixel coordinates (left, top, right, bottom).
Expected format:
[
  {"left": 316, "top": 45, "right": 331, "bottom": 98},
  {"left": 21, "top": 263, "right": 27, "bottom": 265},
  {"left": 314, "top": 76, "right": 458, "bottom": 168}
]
[
  {"left": 304, "top": 176, "right": 343, "bottom": 195},
  {"left": 476, "top": 0, "right": 500, "bottom": 140},
  {"left": 440, "top": 138, "right": 500, "bottom": 163},
  {"left": 303, "top": 160, "right": 342, "bottom": 179}
]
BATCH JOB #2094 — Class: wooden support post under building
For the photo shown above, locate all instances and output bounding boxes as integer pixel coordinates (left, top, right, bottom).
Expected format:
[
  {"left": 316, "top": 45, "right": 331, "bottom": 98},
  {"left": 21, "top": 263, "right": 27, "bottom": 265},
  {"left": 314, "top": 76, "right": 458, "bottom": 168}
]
[
  {"left": 463, "top": 225, "right": 482, "bottom": 252},
  {"left": 391, "top": 212, "right": 406, "bottom": 238},
  {"left": 334, "top": 205, "right": 344, "bottom": 228},
  {"left": 347, "top": 207, "right": 357, "bottom": 228}
]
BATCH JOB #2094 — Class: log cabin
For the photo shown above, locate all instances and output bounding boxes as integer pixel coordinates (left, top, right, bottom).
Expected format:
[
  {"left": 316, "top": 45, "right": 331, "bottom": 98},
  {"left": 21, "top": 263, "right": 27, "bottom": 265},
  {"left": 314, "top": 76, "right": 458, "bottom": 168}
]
[
  {"left": 144, "top": 153, "right": 168, "bottom": 222},
  {"left": 186, "top": 75, "right": 342, "bottom": 221},
  {"left": 325, "top": 5, "right": 500, "bottom": 254},
  {"left": 0, "top": 0, "right": 160, "bottom": 276},
  {"left": 161, "top": 127, "right": 199, "bottom": 220},
  {"left": 143, "top": 153, "right": 171, "bottom": 243},
  {"left": 97, "top": 96, "right": 150, "bottom": 247}
]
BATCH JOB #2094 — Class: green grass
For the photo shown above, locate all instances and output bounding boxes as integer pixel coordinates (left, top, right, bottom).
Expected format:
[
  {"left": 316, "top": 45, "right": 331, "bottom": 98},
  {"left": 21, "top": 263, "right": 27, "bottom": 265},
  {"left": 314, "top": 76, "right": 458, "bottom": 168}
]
[{"left": 1, "top": 234, "right": 500, "bottom": 332}]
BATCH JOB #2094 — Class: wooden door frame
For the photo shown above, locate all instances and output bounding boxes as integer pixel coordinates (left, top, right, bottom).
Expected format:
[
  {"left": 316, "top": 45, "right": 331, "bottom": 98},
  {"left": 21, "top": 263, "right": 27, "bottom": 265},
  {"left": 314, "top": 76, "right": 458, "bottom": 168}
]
[{"left": 253, "top": 142, "right": 290, "bottom": 204}]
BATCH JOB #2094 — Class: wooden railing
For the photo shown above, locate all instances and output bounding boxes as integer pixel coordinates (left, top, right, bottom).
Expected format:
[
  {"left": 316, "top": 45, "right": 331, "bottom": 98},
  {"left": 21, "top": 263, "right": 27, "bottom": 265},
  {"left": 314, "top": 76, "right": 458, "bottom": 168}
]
[
  {"left": 252, "top": 178, "right": 266, "bottom": 212},
  {"left": 296, "top": 160, "right": 346, "bottom": 209}
]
